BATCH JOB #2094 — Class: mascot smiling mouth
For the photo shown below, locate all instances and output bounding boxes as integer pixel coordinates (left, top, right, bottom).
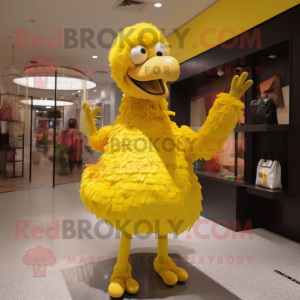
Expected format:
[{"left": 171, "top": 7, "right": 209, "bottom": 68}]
[
  {"left": 125, "top": 56, "right": 180, "bottom": 100},
  {"left": 129, "top": 77, "right": 165, "bottom": 95}
]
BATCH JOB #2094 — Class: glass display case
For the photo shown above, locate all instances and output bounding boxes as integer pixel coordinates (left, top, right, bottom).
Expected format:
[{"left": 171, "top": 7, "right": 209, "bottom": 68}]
[{"left": 190, "top": 75, "right": 246, "bottom": 181}]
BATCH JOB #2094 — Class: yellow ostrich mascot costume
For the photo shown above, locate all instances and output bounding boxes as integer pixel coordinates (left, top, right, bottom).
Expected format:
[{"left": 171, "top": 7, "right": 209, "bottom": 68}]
[{"left": 80, "top": 22, "right": 253, "bottom": 298}]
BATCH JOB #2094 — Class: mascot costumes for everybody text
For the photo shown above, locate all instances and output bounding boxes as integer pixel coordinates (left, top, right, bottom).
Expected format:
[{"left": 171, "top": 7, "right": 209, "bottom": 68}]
[{"left": 80, "top": 22, "right": 253, "bottom": 298}]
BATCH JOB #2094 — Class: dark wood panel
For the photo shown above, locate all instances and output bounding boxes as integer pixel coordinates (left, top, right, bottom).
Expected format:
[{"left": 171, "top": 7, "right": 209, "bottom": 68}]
[
  {"left": 289, "top": 33, "right": 300, "bottom": 198},
  {"left": 239, "top": 9, "right": 293, "bottom": 58},
  {"left": 199, "top": 177, "right": 237, "bottom": 229},
  {"left": 169, "top": 84, "right": 188, "bottom": 127},
  {"left": 292, "top": 5, "right": 300, "bottom": 36},
  {"left": 263, "top": 197, "right": 300, "bottom": 243},
  {"left": 236, "top": 187, "right": 264, "bottom": 231},
  {"left": 198, "top": 41, "right": 240, "bottom": 75}
]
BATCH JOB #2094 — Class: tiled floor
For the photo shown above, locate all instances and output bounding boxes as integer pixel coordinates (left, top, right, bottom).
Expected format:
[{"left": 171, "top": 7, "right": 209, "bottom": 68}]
[{"left": 0, "top": 182, "right": 300, "bottom": 300}]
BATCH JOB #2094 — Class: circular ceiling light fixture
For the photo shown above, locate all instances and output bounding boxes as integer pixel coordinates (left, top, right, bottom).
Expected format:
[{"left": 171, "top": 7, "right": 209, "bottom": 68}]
[
  {"left": 20, "top": 99, "right": 74, "bottom": 106},
  {"left": 269, "top": 55, "right": 277, "bottom": 59},
  {"left": 13, "top": 76, "right": 96, "bottom": 90},
  {"left": 13, "top": 61, "right": 96, "bottom": 90},
  {"left": 92, "top": 56, "right": 98, "bottom": 59},
  {"left": 154, "top": 3, "right": 162, "bottom": 7}
]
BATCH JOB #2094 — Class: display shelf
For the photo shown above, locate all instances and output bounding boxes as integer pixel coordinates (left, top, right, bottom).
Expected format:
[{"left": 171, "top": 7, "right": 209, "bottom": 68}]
[
  {"left": 234, "top": 124, "right": 289, "bottom": 132},
  {"left": 245, "top": 185, "right": 287, "bottom": 200},
  {"left": 4, "top": 130, "right": 24, "bottom": 178},
  {"left": 195, "top": 171, "right": 288, "bottom": 200},
  {"left": 194, "top": 171, "right": 249, "bottom": 187}
]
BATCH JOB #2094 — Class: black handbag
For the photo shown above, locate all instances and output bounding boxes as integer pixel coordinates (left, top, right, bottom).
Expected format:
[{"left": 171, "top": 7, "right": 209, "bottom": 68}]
[{"left": 249, "top": 96, "right": 278, "bottom": 124}]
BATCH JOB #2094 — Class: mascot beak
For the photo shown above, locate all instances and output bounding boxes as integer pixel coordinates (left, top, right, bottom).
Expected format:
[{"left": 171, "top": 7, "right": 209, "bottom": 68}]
[{"left": 125, "top": 56, "right": 180, "bottom": 100}]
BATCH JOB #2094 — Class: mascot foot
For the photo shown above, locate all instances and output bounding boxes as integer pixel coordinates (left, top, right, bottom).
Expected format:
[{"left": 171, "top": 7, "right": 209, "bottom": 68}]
[
  {"left": 154, "top": 256, "right": 188, "bottom": 286},
  {"left": 108, "top": 263, "right": 139, "bottom": 298}
]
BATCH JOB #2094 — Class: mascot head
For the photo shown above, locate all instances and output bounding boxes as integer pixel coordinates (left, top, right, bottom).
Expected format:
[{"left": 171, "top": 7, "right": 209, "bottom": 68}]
[{"left": 109, "top": 22, "right": 180, "bottom": 100}]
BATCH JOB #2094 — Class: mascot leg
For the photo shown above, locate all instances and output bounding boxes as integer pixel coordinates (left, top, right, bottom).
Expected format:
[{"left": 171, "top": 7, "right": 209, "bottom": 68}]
[
  {"left": 108, "top": 233, "right": 139, "bottom": 298},
  {"left": 154, "top": 235, "right": 188, "bottom": 285}
]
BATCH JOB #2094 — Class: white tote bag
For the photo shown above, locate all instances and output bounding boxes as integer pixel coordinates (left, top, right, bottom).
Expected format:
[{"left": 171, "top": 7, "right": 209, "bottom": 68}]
[{"left": 255, "top": 152, "right": 282, "bottom": 189}]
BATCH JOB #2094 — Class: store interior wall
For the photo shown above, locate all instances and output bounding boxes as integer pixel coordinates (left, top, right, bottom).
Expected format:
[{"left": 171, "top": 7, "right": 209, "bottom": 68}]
[{"left": 95, "top": 83, "right": 122, "bottom": 126}]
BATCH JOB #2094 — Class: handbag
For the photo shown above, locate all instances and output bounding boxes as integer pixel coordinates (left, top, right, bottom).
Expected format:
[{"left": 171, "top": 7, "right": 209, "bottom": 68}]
[
  {"left": 258, "top": 75, "right": 284, "bottom": 107},
  {"left": 249, "top": 94, "right": 278, "bottom": 124},
  {"left": 255, "top": 152, "right": 282, "bottom": 189}
]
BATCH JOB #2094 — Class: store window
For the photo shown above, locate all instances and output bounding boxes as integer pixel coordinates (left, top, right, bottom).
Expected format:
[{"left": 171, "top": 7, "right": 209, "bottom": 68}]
[
  {"left": 190, "top": 72, "right": 246, "bottom": 181},
  {"left": 0, "top": 61, "right": 121, "bottom": 192}
]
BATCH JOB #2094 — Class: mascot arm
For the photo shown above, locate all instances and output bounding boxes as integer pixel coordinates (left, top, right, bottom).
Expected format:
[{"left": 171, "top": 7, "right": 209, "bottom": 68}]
[
  {"left": 82, "top": 102, "right": 113, "bottom": 152},
  {"left": 183, "top": 72, "right": 252, "bottom": 162}
]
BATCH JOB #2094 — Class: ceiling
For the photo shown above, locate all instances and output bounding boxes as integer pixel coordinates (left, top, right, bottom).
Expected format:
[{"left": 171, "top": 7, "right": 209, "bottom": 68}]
[{"left": 0, "top": 0, "right": 218, "bottom": 87}]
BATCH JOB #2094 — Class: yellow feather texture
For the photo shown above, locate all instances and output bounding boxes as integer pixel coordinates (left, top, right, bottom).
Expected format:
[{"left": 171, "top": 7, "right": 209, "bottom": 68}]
[
  {"left": 182, "top": 93, "right": 245, "bottom": 163},
  {"left": 80, "top": 94, "right": 244, "bottom": 235}
]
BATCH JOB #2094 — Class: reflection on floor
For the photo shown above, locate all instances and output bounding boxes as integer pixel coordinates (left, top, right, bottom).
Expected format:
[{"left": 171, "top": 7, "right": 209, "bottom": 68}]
[
  {"left": 63, "top": 253, "right": 241, "bottom": 300},
  {"left": 0, "top": 146, "right": 82, "bottom": 192},
  {"left": 1, "top": 182, "right": 300, "bottom": 300}
]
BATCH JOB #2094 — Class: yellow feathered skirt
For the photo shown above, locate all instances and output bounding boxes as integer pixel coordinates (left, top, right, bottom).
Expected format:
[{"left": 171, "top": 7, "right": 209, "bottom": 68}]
[{"left": 80, "top": 120, "right": 202, "bottom": 236}]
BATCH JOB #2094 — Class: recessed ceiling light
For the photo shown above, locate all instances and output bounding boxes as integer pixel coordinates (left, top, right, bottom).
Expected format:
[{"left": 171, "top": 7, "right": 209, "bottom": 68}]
[
  {"left": 92, "top": 56, "right": 98, "bottom": 59},
  {"left": 78, "top": 90, "right": 81, "bottom": 92},
  {"left": 154, "top": 3, "right": 162, "bottom": 7},
  {"left": 94, "top": 90, "right": 97, "bottom": 92},
  {"left": 217, "top": 69, "right": 224, "bottom": 76},
  {"left": 269, "top": 55, "right": 277, "bottom": 59}
]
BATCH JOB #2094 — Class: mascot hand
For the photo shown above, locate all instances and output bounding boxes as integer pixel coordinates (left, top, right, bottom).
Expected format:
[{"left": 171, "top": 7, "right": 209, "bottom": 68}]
[
  {"left": 82, "top": 102, "right": 100, "bottom": 118},
  {"left": 82, "top": 102, "right": 100, "bottom": 136},
  {"left": 229, "top": 72, "right": 253, "bottom": 100}
]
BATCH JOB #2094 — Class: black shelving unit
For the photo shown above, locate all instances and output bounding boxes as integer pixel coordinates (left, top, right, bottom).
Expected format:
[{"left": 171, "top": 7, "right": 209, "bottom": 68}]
[
  {"left": 194, "top": 171, "right": 249, "bottom": 187},
  {"left": 0, "top": 93, "right": 33, "bottom": 182},
  {"left": 235, "top": 124, "right": 289, "bottom": 132},
  {"left": 245, "top": 185, "right": 287, "bottom": 200},
  {"left": 5, "top": 133, "right": 24, "bottom": 178},
  {"left": 235, "top": 124, "right": 289, "bottom": 200}
]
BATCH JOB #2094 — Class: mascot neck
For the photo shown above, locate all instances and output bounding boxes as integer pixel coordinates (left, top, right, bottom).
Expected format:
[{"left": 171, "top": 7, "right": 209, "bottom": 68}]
[{"left": 114, "top": 95, "right": 173, "bottom": 124}]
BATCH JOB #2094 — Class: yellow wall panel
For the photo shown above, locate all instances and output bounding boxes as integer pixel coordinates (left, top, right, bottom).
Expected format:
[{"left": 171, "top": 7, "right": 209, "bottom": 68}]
[{"left": 168, "top": 0, "right": 299, "bottom": 63}]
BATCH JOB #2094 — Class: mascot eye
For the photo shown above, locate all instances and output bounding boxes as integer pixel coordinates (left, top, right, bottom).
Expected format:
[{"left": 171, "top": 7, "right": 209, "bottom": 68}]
[
  {"left": 154, "top": 42, "right": 168, "bottom": 57},
  {"left": 130, "top": 45, "right": 148, "bottom": 65}
]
